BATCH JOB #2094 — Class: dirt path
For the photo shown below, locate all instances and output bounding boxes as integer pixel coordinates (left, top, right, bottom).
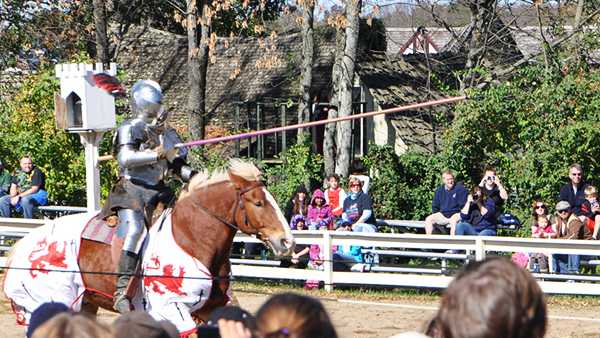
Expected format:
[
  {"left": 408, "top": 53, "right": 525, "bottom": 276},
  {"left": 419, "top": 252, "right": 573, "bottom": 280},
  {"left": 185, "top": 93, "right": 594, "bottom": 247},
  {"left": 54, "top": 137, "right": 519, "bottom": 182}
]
[{"left": 2, "top": 290, "right": 600, "bottom": 338}]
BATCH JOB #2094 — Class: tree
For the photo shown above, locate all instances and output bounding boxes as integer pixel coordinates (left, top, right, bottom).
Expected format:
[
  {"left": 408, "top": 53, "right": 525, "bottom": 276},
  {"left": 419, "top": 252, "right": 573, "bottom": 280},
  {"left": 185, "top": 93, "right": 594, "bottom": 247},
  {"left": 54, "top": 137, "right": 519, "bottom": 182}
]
[
  {"left": 296, "top": 0, "right": 315, "bottom": 141},
  {"left": 93, "top": 0, "right": 110, "bottom": 64},
  {"left": 334, "top": 0, "right": 362, "bottom": 178}
]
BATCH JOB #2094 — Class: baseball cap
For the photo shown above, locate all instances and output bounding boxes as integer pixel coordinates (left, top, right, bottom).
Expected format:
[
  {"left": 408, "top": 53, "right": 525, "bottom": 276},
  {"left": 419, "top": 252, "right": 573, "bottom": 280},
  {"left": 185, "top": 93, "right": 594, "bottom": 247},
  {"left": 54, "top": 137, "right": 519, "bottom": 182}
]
[{"left": 556, "top": 201, "right": 570, "bottom": 212}]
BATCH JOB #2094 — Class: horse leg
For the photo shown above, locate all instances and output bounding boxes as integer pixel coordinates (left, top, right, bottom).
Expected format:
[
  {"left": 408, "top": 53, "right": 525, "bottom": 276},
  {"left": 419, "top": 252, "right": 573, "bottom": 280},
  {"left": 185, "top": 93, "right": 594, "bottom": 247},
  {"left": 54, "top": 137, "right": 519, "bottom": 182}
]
[{"left": 191, "top": 261, "right": 232, "bottom": 322}]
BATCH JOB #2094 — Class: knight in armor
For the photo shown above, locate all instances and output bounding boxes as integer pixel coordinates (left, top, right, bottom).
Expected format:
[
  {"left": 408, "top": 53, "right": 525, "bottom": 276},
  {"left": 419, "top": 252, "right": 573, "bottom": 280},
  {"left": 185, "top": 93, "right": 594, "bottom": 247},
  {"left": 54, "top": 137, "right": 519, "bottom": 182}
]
[{"left": 99, "top": 80, "right": 195, "bottom": 313}]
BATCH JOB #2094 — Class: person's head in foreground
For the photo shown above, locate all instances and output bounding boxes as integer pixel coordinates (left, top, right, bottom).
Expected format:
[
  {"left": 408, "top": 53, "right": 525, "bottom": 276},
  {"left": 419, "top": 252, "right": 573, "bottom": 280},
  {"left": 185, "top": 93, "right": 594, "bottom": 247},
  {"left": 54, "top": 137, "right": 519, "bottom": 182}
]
[
  {"left": 31, "top": 312, "right": 113, "bottom": 338},
  {"left": 112, "top": 311, "right": 178, "bottom": 338},
  {"left": 256, "top": 292, "right": 337, "bottom": 338},
  {"left": 26, "top": 302, "right": 71, "bottom": 338},
  {"left": 426, "top": 257, "right": 547, "bottom": 338}
]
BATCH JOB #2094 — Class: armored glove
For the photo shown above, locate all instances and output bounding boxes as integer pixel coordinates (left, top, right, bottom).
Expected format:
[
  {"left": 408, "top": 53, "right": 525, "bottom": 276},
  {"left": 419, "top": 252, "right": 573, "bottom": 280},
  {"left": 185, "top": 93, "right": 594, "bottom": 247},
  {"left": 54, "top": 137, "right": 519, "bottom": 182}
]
[{"left": 155, "top": 144, "right": 180, "bottom": 162}]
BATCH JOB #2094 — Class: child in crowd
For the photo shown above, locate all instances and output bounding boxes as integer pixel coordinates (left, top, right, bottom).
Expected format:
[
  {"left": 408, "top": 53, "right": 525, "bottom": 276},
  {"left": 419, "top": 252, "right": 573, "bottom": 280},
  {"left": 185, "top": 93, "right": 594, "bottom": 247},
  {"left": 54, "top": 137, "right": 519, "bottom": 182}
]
[
  {"left": 580, "top": 185, "right": 600, "bottom": 240},
  {"left": 324, "top": 174, "right": 346, "bottom": 218},
  {"left": 529, "top": 215, "right": 556, "bottom": 273},
  {"left": 307, "top": 189, "right": 334, "bottom": 230},
  {"left": 284, "top": 215, "right": 310, "bottom": 269},
  {"left": 285, "top": 185, "right": 309, "bottom": 222}
]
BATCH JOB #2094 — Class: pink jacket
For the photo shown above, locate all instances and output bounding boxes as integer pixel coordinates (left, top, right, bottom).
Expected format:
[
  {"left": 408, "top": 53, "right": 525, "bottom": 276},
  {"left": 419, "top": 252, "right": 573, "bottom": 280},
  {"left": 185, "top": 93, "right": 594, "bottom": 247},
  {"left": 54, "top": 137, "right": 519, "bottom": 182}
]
[{"left": 307, "top": 189, "right": 334, "bottom": 230}]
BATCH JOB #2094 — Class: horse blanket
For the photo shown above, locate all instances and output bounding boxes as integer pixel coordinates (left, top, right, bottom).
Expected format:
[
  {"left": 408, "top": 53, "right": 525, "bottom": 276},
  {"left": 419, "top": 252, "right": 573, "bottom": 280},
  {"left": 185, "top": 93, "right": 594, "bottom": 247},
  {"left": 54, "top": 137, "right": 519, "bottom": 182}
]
[{"left": 2, "top": 210, "right": 213, "bottom": 334}]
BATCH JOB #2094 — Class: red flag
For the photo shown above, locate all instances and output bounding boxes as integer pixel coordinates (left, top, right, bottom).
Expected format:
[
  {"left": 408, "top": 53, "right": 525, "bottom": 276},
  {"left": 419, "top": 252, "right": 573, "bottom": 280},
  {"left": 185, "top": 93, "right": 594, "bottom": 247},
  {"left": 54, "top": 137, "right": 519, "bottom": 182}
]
[{"left": 92, "top": 73, "right": 125, "bottom": 97}]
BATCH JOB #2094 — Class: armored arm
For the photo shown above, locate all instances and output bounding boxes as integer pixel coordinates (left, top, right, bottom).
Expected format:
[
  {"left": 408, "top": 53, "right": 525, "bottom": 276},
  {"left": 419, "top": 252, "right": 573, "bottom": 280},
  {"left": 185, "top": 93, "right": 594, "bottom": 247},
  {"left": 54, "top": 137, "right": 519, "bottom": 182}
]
[{"left": 116, "top": 123, "right": 159, "bottom": 168}]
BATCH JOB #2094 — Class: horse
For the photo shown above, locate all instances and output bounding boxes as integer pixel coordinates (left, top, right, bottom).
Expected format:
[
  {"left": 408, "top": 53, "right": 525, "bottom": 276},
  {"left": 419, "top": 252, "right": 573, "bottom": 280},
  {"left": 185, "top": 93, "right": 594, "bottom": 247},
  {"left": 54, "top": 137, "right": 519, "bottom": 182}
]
[{"left": 3, "top": 159, "right": 295, "bottom": 333}]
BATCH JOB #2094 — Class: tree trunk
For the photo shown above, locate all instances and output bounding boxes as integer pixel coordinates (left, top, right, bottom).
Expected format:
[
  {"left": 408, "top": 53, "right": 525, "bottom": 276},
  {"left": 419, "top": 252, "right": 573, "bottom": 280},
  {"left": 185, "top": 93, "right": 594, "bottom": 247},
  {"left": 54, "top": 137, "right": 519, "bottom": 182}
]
[
  {"left": 186, "top": 0, "right": 210, "bottom": 141},
  {"left": 93, "top": 0, "right": 109, "bottom": 65},
  {"left": 334, "top": 0, "right": 361, "bottom": 178},
  {"left": 324, "top": 21, "right": 346, "bottom": 176},
  {"left": 296, "top": 0, "right": 315, "bottom": 142}
]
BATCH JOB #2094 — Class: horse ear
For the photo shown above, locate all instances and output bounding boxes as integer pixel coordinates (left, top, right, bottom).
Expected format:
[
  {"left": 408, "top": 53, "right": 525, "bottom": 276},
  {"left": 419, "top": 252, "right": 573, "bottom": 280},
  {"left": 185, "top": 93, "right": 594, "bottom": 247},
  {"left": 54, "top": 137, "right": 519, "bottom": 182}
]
[{"left": 228, "top": 172, "right": 247, "bottom": 190}]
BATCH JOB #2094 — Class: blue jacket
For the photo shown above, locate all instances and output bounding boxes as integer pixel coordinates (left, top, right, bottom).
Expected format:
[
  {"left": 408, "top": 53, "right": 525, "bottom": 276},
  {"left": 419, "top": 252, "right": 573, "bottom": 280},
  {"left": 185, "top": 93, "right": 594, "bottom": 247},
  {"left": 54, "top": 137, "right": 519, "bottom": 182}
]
[
  {"left": 432, "top": 183, "right": 468, "bottom": 218},
  {"left": 460, "top": 198, "right": 497, "bottom": 232}
]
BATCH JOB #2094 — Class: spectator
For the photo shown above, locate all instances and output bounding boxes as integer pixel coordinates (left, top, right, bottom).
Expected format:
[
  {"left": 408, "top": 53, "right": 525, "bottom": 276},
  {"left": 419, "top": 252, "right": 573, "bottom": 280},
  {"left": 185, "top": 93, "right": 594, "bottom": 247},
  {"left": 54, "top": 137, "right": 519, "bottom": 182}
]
[
  {"left": 112, "top": 311, "right": 178, "bottom": 338},
  {"left": 349, "top": 159, "right": 370, "bottom": 194},
  {"left": 425, "top": 170, "right": 468, "bottom": 235},
  {"left": 285, "top": 185, "right": 309, "bottom": 221},
  {"left": 580, "top": 185, "right": 600, "bottom": 240},
  {"left": 426, "top": 257, "right": 547, "bottom": 338},
  {"left": 477, "top": 166, "right": 508, "bottom": 218},
  {"left": 324, "top": 174, "right": 346, "bottom": 218},
  {"left": 307, "top": 189, "right": 334, "bottom": 230},
  {"left": 341, "top": 176, "right": 377, "bottom": 233},
  {"left": 32, "top": 312, "right": 113, "bottom": 338},
  {"left": 0, "top": 155, "right": 47, "bottom": 218},
  {"left": 256, "top": 292, "right": 338, "bottom": 338},
  {"left": 0, "top": 159, "right": 12, "bottom": 197},
  {"left": 530, "top": 215, "right": 555, "bottom": 273},
  {"left": 558, "top": 163, "right": 588, "bottom": 216},
  {"left": 553, "top": 201, "right": 592, "bottom": 274},
  {"left": 455, "top": 186, "right": 497, "bottom": 236},
  {"left": 530, "top": 197, "right": 550, "bottom": 225},
  {"left": 26, "top": 302, "right": 71, "bottom": 338},
  {"left": 203, "top": 306, "right": 256, "bottom": 338},
  {"left": 282, "top": 215, "right": 310, "bottom": 269}
]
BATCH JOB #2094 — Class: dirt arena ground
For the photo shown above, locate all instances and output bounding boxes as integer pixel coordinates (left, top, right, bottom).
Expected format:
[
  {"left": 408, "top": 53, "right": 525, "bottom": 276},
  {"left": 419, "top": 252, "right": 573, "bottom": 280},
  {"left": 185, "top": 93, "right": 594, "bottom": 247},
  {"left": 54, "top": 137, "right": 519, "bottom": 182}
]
[{"left": 2, "top": 287, "right": 600, "bottom": 338}]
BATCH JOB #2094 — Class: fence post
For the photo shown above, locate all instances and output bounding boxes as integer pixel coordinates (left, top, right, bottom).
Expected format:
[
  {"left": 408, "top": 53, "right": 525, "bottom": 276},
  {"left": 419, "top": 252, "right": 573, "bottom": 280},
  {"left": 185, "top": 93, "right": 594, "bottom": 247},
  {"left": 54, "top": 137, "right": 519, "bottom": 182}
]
[
  {"left": 323, "top": 231, "right": 333, "bottom": 292},
  {"left": 475, "top": 238, "right": 485, "bottom": 261}
]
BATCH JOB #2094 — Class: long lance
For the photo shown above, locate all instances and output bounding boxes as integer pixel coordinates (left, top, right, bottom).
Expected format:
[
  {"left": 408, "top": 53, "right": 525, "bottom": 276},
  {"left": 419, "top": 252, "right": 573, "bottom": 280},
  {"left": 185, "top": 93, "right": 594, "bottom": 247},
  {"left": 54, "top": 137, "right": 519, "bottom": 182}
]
[{"left": 98, "top": 95, "right": 465, "bottom": 161}]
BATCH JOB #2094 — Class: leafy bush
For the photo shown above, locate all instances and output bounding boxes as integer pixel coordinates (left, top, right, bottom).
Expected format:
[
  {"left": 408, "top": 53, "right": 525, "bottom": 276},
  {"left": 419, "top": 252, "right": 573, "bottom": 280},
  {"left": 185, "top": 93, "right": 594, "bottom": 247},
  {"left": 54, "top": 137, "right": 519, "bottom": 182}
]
[
  {"left": 263, "top": 138, "right": 323, "bottom": 208},
  {"left": 0, "top": 67, "right": 118, "bottom": 206}
]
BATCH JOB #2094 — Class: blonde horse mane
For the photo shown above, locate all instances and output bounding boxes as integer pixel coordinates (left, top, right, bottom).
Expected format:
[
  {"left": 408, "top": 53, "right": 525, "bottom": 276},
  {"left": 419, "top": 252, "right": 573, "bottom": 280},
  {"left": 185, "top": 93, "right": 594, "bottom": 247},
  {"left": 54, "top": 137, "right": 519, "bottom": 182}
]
[{"left": 178, "top": 159, "right": 262, "bottom": 201}]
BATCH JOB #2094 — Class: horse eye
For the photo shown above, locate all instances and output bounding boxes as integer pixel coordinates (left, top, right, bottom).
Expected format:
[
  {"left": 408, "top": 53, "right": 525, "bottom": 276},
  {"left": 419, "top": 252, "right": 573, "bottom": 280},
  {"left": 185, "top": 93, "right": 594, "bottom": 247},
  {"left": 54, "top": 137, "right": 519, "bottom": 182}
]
[{"left": 254, "top": 201, "right": 263, "bottom": 207}]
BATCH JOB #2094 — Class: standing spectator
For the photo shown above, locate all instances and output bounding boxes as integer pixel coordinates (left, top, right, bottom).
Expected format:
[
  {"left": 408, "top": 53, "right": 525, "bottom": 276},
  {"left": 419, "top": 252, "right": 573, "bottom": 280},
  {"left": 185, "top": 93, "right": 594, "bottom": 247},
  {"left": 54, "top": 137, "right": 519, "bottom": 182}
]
[
  {"left": 307, "top": 189, "right": 334, "bottom": 230},
  {"left": 0, "top": 155, "right": 47, "bottom": 218},
  {"left": 285, "top": 185, "right": 309, "bottom": 221},
  {"left": 324, "top": 174, "right": 346, "bottom": 218},
  {"left": 341, "top": 177, "right": 377, "bottom": 232},
  {"left": 553, "top": 201, "right": 592, "bottom": 274},
  {"left": 559, "top": 163, "right": 588, "bottom": 216},
  {"left": 0, "top": 159, "right": 12, "bottom": 197},
  {"left": 580, "top": 185, "right": 600, "bottom": 240},
  {"left": 454, "top": 186, "right": 497, "bottom": 236},
  {"left": 425, "top": 170, "right": 468, "bottom": 235},
  {"left": 478, "top": 166, "right": 508, "bottom": 218}
]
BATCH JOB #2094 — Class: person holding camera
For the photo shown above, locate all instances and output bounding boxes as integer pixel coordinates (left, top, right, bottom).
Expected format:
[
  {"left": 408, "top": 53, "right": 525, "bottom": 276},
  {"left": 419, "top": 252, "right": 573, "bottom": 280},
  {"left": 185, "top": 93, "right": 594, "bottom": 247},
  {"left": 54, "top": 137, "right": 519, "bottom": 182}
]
[
  {"left": 478, "top": 166, "right": 508, "bottom": 218},
  {"left": 455, "top": 186, "right": 497, "bottom": 236}
]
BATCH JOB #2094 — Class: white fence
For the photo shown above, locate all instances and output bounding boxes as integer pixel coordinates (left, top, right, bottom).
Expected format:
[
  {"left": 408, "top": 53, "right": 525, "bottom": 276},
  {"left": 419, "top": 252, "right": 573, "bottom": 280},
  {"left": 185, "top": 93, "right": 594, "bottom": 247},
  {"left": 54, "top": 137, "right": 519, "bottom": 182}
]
[{"left": 2, "top": 218, "right": 600, "bottom": 295}]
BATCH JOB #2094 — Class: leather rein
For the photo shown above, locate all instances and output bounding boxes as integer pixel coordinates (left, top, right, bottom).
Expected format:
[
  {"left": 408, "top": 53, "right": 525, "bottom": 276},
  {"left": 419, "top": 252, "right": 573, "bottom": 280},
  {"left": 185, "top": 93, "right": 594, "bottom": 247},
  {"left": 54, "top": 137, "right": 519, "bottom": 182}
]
[{"left": 193, "top": 181, "right": 265, "bottom": 235}]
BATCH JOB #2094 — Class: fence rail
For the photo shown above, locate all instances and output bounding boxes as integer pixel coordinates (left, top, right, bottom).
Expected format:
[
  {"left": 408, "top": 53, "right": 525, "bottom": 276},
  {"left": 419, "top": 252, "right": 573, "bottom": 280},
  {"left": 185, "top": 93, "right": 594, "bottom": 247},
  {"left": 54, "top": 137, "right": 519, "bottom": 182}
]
[{"left": 1, "top": 219, "right": 600, "bottom": 295}]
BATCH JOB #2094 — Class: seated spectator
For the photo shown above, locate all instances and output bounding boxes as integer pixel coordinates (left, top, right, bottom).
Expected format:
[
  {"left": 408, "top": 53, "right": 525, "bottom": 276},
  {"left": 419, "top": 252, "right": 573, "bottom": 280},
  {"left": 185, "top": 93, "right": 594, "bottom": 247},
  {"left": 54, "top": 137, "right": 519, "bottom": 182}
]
[
  {"left": 580, "top": 185, "right": 600, "bottom": 240},
  {"left": 553, "top": 201, "right": 592, "bottom": 274},
  {"left": 454, "top": 186, "right": 496, "bottom": 237},
  {"left": 349, "top": 159, "right": 371, "bottom": 194},
  {"left": 478, "top": 166, "right": 508, "bottom": 218},
  {"left": 324, "top": 174, "right": 346, "bottom": 218},
  {"left": 112, "top": 311, "right": 178, "bottom": 338},
  {"left": 530, "top": 214, "right": 555, "bottom": 273},
  {"left": 282, "top": 215, "right": 310, "bottom": 269},
  {"left": 27, "top": 302, "right": 71, "bottom": 338},
  {"left": 340, "top": 177, "right": 377, "bottom": 233},
  {"left": 0, "top": 159, "right": 11, "bottom": 197},
  {"left": 559, "top": 163, "right": 588, "bottom": 216},
  {"left": 425, "top": 170, "right": 468, "bottom": 235},
  {"left": 32, "top": 312, "right": 113, "bottom": 338},
  {"left": 307, "top": 189, "right": 334, "bottom": 230},
  {"left": 332, "top": 222, "right": 364, "bottom": 272},
  {"left": 256, "top": 292, "right": 338, "bottom": 338},
  {"left": 0, "top": 155, "right": 47, "bottom": 218},
  {"left": 285, "top": 185, "right": 309, "bottom": 221},
  {"left": 425, "top": 257, "right": 547, "bottom": 338}
]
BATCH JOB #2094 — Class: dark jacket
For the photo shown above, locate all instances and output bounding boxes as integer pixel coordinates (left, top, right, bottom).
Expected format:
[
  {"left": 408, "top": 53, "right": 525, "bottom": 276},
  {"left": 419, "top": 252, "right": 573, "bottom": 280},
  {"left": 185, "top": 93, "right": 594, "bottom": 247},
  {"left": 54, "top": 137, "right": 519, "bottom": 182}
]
[
  {"left": 460, "top": 198, "right": 497, "bottom": 232},
  {"left": 559, "top": 182, "right": 588, "bottom": 216},
  {"left": 432, "top": 183, "right": 468, "bottom": 218}
]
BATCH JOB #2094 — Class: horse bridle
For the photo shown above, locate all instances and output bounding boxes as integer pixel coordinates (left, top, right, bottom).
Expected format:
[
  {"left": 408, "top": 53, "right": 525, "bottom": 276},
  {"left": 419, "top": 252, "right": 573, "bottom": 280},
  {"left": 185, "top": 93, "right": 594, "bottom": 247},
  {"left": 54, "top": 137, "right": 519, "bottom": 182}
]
[{"left": 194, "top": 181, "right": 265, "bottom": 235}]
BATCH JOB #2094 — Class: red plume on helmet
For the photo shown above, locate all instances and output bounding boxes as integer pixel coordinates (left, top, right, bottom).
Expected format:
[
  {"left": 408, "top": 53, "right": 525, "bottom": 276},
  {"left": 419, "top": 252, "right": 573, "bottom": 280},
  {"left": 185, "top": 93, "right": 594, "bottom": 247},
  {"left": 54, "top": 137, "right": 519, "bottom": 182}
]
[{"left": 92, "top": 73, "right": 126, "bottom": 97}]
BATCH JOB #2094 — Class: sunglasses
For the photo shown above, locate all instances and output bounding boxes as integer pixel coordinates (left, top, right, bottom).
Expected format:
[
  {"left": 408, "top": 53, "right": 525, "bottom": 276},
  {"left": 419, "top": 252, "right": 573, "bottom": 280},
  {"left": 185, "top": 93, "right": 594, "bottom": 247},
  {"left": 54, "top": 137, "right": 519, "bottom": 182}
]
[
  {"left": 558, "top": 209, "right": 569, "bottom": 213},
  {"left": 535, "top": 205, "right": 546, "bottom": 210},
  {"left": 571, "top": 172, "right": 582, "bottom": 176},
  {"left": 350, "top": 184, "right": 361, "bottom": 188}
]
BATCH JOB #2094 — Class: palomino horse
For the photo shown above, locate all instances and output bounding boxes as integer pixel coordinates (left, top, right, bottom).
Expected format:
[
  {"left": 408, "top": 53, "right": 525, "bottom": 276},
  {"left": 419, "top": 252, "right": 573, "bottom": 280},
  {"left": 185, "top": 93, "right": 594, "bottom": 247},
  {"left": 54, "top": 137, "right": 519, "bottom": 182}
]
[{"left": 3, "top": 159, "right": 294, "bottom": 332}]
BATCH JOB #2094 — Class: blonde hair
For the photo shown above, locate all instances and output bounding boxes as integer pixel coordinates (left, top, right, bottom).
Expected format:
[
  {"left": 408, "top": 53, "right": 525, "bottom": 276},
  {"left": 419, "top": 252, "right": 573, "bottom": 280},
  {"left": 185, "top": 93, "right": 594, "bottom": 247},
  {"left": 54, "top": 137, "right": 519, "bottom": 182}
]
[
  {"left": 585, "top": 185, "right": 597, "bottom": 197},
  {"left": 31, "top": 313, "right": 113, "bottom": 338}
]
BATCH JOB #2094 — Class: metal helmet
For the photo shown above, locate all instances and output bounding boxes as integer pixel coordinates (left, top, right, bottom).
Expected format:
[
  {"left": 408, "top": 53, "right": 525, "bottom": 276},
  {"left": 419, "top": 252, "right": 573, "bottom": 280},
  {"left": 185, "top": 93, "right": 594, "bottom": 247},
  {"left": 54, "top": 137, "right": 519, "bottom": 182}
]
[{"left": 130, "top": 80, "right": 167, "bottom": 124}]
